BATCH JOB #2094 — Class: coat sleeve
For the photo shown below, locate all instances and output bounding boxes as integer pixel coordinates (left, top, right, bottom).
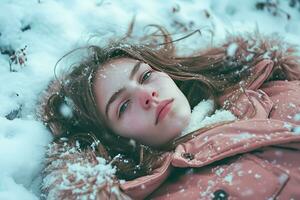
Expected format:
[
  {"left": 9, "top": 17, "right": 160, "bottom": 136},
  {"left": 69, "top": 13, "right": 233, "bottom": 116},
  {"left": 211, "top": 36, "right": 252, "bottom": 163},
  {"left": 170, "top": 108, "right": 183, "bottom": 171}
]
[
  {"left": 263, "top": 38, "right": 300, "bottom": 81},
  {"left": 219, "top": 35, "right": 300, "bottom": 119},
  {"left": 225, "top": 34, "right": 300, "bottom": 83},
  {"left": 41, "top": 141, "right": 132, "bottom": 200}
]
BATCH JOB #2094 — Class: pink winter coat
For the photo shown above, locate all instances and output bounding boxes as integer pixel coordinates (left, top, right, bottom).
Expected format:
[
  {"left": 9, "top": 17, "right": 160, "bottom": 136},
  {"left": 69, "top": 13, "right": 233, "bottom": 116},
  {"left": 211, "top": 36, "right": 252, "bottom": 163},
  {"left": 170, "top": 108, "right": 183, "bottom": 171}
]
[{"left": 120, "top": 60, "right": 300, "bottom": 200}]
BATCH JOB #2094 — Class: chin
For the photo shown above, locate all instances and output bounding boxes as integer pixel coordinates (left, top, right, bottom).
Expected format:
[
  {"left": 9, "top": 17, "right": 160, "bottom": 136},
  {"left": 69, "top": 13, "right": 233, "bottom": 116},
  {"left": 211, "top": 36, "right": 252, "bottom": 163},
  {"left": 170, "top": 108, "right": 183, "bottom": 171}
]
[{"left": 149, "top": 110, "right": 191, "bottom": 147}]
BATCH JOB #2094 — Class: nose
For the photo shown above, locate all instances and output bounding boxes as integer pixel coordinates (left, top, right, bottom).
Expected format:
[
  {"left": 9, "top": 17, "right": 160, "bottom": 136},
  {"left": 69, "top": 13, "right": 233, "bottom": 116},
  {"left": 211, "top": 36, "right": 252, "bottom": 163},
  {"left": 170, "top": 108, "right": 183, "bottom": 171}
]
[{"left": 138, "top": 88, "right": 158, "bottom": 109}]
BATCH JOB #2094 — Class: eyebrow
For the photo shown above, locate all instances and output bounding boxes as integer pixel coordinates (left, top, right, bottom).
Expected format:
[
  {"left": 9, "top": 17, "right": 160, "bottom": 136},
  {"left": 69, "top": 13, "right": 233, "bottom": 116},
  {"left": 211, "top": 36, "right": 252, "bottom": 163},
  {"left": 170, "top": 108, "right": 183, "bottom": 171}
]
[{"left": 105, "top": 61, "right": 142, "bottom": 119}]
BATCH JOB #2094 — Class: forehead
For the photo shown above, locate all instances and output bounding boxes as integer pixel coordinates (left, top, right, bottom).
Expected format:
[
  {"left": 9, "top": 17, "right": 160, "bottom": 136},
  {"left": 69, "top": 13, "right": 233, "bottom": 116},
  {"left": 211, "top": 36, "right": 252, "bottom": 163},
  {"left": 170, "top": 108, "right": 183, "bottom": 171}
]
[
  {"left": 93, "top": 57, "right": 138, "bottom": 110},
  {"left": 98, "top": 57, "right": 137, "bottom": 76}
]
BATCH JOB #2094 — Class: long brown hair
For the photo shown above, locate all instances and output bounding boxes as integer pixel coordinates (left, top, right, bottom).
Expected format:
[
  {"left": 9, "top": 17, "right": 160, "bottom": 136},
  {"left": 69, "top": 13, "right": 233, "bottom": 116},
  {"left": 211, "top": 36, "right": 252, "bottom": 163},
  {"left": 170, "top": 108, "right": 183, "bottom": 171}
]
[{"left": 39, "top": 27, "right": 273, "bottom": 180}]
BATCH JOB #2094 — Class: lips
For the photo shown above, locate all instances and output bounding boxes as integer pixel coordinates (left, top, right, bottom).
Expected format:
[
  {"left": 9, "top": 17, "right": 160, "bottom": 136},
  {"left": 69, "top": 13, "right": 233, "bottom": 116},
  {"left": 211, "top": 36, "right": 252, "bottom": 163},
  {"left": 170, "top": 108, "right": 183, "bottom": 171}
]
[{"left": 155, "top": 99, "right": 174, "bottom": 125}]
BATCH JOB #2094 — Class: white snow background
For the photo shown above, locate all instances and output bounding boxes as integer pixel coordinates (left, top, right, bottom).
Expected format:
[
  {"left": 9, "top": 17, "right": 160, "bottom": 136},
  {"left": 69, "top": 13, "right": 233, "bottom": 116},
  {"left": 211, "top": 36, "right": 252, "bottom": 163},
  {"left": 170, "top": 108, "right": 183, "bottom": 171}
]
[{"left": 0, "top": 0, "right": 299, "bottom": 199}]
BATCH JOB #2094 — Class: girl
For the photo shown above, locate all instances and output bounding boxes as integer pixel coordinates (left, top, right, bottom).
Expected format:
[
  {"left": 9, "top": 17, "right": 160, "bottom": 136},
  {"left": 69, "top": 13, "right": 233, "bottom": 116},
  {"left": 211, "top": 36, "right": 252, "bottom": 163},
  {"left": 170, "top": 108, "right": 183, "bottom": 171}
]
[{"left": 40, "top": 28, "right": 300, "bottom": 199}]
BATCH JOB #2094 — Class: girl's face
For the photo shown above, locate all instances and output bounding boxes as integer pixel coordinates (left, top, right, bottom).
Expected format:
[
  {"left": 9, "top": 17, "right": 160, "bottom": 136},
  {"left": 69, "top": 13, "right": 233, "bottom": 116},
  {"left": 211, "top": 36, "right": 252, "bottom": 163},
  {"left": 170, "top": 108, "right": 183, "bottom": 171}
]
[{"left": 93, "top": 58, "right": 191, "bottom": 147}]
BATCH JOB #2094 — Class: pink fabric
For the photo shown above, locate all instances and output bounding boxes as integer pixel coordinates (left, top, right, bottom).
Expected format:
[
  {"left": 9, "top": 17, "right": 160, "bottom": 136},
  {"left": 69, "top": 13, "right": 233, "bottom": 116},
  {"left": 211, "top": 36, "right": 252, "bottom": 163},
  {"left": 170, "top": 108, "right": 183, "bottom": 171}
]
[
  {"left": 225, "top": 89, "right": 274, "bottom": 119},
  {"left": 120, "top": 59, "right": 300, "bottom": 199},
  {"left": 254, "top": 146, "right": 300, "bottom": 200},
  {"left": 171, "top": 119, "right": 300, "bottom": 168},
  {"left": 261, "top": 80, "right": 300, "bottom": 125},
  {"left": 149, "top": 154, "right": 291, "bottom": 200},
  {"left": 120, "top": 154, "right": 173, "bottom": 200}
]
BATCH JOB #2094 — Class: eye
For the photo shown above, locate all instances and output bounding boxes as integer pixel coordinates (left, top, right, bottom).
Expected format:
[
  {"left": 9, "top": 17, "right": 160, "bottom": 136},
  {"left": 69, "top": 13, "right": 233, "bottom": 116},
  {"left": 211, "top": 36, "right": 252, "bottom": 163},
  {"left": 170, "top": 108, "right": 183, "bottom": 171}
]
[
  {"left": 140, "top": 70, "right": 153, "bottom": 83},
  {"left": 118, "top": 99, "right": 130, "bottom": 118}
]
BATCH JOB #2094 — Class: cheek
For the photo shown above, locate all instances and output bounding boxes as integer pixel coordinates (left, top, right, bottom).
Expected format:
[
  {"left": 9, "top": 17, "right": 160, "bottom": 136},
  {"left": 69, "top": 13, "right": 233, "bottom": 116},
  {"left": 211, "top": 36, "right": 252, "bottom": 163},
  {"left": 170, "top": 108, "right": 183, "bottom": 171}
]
[
  {"left": 161, "top": 80, "right": 183, "bottom": 99},
  {"left": 118, "top": 110, "right": 152, "bottom": 137},
  {"left": 153, "top": 73, "right": 175, "bottom": 90}
]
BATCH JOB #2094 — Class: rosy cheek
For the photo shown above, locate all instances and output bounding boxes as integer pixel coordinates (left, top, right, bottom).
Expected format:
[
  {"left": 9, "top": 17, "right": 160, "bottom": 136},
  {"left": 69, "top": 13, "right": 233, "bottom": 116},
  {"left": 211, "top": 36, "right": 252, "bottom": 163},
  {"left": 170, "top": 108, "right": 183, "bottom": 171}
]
[
  {"left": 121, "top": 112, "right": 146, "bottom": 135},
  {"left": 156, "top": 73, "right": 173, "bottom": 84}
]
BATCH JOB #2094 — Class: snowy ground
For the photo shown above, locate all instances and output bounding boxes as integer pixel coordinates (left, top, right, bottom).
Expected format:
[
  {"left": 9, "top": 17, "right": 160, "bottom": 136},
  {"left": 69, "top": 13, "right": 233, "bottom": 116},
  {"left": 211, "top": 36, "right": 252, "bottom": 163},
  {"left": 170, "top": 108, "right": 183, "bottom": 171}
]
[{"left": 0, "top": 0, "right": 299, "bottom": 199}]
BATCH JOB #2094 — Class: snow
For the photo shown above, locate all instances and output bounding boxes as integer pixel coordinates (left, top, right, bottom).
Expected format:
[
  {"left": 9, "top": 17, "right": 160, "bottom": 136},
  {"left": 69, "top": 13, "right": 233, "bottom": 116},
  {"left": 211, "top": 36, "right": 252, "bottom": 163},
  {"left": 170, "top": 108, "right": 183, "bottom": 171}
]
[
  {"left": 278, "top": 173, "right": 289, "bottom": 184},
  {"left": 254, "top": 173, "right": 261, "bottom": 179},
  {"left": 227, "top": 43, "right": 238, "bottom": 57},
  {"left": 293, "top": 126, "right": 300, "bottom": 135},
  {"left": 58, "top": 103, "right": 73, "bottom": 118},
  {"left": 215, "top": 167, "right": 225, "bottom": 177},
  {"left": 231, "top": 132, "right": 255, "bottom": 143},
  {"left": 42, "top": 142, "right": 116, "bottom": 200},
  {"left": 283, "top": 122, "right": 293, "bottom": 131},
  {"left": 294, "top": 113, "right": 300, "bottom": 121},
  {"left": 224, "top": 173, "right": 233, "bottom": 184},
  {"left": 1, "top": 0, "right": 300, "bottom": 199}
]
